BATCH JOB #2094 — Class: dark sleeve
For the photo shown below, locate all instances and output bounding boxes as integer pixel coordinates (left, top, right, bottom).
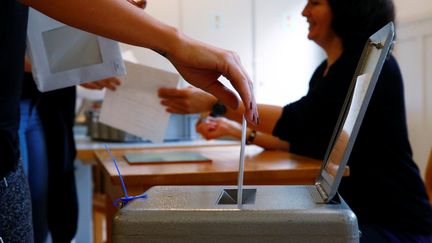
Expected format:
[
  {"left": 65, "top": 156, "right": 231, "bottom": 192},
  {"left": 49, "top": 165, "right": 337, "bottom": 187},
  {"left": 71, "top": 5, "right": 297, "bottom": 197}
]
[
  {"left": 352, "top": 55, "right": 412, "bottom": 162},
  {"left": 272, "top": 53, "right": 359, "bottom": 159}
]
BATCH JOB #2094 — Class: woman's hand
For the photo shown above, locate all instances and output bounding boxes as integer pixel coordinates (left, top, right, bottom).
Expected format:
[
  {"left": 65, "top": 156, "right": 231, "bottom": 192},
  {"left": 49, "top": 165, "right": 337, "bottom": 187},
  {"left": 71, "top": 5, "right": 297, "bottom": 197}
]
[
  {"left": 158, "top": 86, "right": 217, "bottom": 114},
  {"left": 165, "top": 35, "right": 258, "bottom": 125},
  {"left": 196, "top": 115, "right": 290, "bottom": 151},
  {"left": 80, "top": 77, "right": 122, "bottom": 91},
  {"left": 195, "top": 116, "right": 242, "bottom": 140}
]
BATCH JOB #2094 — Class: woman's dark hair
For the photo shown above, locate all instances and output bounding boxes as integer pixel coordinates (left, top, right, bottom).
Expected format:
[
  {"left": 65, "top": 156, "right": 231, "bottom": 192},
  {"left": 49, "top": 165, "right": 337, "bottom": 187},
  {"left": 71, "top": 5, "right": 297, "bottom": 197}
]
[{"left": 327, "top": 0, "right": 395, "bottom": 49}]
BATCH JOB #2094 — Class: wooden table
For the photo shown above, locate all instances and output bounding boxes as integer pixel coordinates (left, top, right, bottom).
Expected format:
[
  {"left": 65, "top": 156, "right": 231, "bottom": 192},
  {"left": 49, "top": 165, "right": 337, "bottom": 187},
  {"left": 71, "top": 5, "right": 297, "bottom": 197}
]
[{"left": 94, "top": 143, "right": 328, "bottom": 242}]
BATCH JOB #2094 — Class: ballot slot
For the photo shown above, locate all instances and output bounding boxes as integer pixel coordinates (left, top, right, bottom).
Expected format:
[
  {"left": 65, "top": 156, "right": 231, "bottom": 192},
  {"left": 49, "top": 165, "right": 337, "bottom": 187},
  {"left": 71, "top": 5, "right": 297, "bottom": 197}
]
[{"left": 217, "top": 188, "right": 257, "bottom": 205}]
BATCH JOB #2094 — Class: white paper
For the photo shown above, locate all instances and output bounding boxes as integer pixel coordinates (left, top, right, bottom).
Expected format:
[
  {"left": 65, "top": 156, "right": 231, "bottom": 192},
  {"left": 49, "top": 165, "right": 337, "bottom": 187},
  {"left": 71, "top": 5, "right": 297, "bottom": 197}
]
[
  {"left": 344, "top": 73, "right": 371, "bottom": 135},
  {"left": 325, "top": 73, "right": 371, "bottom": 179},
  {"left": 99, "top": 61, "right": 180, "bottom": 143},
  {"left": 237, "top": 116, "right": 247, "bottom": 207},
  {"left": 121, "top": 49, "right": 139, "bottom": 63}
]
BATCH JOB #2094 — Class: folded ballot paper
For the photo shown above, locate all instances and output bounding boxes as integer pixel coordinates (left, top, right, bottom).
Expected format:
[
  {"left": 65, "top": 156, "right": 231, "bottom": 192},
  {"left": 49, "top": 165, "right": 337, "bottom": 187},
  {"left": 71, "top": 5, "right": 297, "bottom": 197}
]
[
  {"left": 26, "top": 8, "right": 126, "bottom": 92},
  {"left": 99, "top": 61, "right": 180, "bottom": 143}
]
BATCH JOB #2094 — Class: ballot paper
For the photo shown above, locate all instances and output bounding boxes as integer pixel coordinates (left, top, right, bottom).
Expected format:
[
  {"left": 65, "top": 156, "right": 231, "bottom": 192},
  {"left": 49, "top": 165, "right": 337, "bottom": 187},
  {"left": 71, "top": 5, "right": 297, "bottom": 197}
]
[
  {"left": 26, "top": 8, "right": 125, "bottom": 92},
  {"left": 99, "top": 62, "right": 180, "bottom": 143},
  {"left": 237, "top": 116, "right": 247, "bottom": 207}
]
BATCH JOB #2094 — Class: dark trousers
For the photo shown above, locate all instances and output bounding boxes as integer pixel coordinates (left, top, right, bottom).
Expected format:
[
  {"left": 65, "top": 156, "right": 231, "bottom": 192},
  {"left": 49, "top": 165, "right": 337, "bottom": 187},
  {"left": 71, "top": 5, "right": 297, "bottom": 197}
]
[{"left": 0, "top": 162, "right": 34, "bottom": 243}]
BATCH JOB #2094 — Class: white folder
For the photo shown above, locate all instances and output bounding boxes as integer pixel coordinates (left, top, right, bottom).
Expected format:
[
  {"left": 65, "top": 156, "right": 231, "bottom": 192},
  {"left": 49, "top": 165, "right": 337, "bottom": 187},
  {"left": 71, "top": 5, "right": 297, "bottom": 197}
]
[{"left": 26, "top": 8, "right": 126, "bottom": 92}]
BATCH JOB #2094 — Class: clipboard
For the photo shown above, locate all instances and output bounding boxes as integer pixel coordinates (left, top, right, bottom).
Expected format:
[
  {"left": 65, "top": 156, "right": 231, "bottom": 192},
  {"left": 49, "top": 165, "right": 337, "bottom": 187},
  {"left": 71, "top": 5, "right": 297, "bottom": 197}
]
[{"left": 124, "top": 151, "right": 212, "bottom": 164}]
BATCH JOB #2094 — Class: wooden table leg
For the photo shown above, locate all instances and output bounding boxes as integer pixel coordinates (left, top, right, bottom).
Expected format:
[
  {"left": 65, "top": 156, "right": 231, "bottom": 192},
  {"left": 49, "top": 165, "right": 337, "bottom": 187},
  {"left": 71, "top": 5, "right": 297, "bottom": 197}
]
[{"left": 105, "top": 194, "right": 118, "bottom": 243}]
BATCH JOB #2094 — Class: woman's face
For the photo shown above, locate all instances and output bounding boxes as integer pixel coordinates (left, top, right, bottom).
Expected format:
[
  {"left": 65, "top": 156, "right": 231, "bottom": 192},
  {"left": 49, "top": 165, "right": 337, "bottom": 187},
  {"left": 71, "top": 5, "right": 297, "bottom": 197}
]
[{"left": 302, "top": 0, "right": 336, "bottom": 47}]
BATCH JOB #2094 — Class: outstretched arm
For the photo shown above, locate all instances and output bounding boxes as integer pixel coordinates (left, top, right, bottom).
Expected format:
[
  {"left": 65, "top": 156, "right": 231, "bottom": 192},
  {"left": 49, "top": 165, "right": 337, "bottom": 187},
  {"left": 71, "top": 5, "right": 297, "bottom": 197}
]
[
  {"left": 159, "top": 86, "right": 282, "bottom": 134},
  {"left": 22, "top": 0, "right": 258, "bottom": 125},
  {"left": 196, "top": 117, "right": 290, "bottom": 151}
]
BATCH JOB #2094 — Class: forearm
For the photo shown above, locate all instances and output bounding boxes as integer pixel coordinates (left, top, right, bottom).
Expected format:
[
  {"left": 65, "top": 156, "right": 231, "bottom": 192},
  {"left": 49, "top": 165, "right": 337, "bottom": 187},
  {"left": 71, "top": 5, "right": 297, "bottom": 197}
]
[
  {"left": 21, "top": 0, "right": 180, "bottom": 55},
  {"left": 251, "top": 130, "right": 290, "bottom": 151},
  {"left": 228, "top": 126, "right": 289, "bottom": 151}
]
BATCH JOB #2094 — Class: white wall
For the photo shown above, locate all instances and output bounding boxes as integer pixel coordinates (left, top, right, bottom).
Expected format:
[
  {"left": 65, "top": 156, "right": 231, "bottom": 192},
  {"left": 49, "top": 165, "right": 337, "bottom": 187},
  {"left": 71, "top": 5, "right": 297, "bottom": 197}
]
[
  {"left": 123, "top": 0, "right": 322, "bottom": 105},
  {"left": 394, "top": 0, "right": 432, "bottom": 22},
  {"left": 180, "top": 0, "right": 254, "bottom": 91},
  {"left": 391, "top": 1, "right": 432, "bottom": 178},
  {"left": 394, "top": 16, "right": 432, "bottom": 178},
  {"left": 254, "top": 0, "right": 324, "bottom": 105},
  {"left": 119, "top": 0, "right": 181, "bottom": 73}
]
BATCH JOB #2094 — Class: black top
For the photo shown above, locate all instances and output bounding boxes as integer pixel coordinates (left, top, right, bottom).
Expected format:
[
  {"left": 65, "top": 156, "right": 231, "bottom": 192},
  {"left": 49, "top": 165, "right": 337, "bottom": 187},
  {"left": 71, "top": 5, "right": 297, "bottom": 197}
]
[
  {"left": 0, "top": 0, "right": 28, "bottom": 178},
  {"left": 21, "top": 72, "right": 42, "bottom": 100},
  {"left": 273, "top": 47, "right": 432, "bottom": 234}
]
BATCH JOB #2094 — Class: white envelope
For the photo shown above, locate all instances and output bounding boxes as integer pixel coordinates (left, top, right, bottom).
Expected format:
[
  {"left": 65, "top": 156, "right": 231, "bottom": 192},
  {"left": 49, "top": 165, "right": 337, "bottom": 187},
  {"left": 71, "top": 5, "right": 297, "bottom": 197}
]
[{"left": 26, "top": 8, "right": 126, "bottom": 92}]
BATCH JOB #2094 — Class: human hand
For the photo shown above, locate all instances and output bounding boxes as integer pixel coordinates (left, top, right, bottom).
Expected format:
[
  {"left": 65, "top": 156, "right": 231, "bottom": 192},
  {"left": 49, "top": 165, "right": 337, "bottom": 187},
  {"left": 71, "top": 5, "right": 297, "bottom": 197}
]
[
  {"left": 158, "top": 86, "right": 217, "bottom": 114},
  {"left": 165, "top": 36, "right": 258, "bottom": 125},
  {"left": 80, "top": 77, "right": 122, "bottom": 91},
  {"left": 196, "top": 116, "right": 242, "bottom": 140},
  {"left": 126, "top": 0, "right": 147, "bottom": 9}
]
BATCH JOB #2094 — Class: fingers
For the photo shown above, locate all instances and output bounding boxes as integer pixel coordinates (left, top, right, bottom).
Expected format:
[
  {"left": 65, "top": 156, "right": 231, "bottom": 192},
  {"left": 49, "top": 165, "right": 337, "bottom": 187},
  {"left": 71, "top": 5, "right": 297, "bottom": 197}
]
[
  {"left": 159, "top": 86, "right": 214, "bottom": 114},
  {"left": 160, "top": 99, "right": 190, "bottom": 114},
  {"left": 80, "top": 82, "right": 103, "bottom": 90},
  {"left": 166, "top": 38, "right": 258, "bottom": 125},
  {"left": 158, "top": 88, "right": 191, "bottom": 114},
  {"left": 198, "top": 50, "right": 258, "bottom": 126},
  {"left": 196, "top": 117, "right": 230, "bottom": 140},
  {"left": 202, "top": 81, "right": 239, "bottom": 110},
  {"left": 126, "top": 0, "right": 147, "bottom": 9},
  {"left": 80, "top": 77, "right": 122, "bottom": 91},
  {"left": 196, "top": 121, "right": 218, "bottom": 140},
  {"left": 102, "top": 77, "right": 122, "bottom": 91},
  {"left": 222, "top": 53, "right": 258, "bottom": 126},
  {"left": 158, "top": 87, "right": 189, "bottom": 98}
]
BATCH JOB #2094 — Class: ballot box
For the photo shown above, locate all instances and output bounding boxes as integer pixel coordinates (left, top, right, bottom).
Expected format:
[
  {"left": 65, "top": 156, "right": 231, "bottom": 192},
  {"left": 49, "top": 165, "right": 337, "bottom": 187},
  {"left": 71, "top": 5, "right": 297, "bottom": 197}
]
[
  {"left": 112, "top": 185, "right": 359, "bottom": 243},
  {"left": 111, "top": 22, "right": 396, "bottom": 243}
]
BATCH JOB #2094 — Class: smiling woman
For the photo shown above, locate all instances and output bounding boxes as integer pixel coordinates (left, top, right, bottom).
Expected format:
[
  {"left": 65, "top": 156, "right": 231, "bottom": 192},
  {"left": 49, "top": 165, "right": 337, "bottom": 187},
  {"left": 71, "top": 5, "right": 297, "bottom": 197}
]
[
  {"left": 157, "top": 0, "right": 432, "bottom": 242},
  {"left": 302, "top": 0, "right": 335, "bottom": 50}
]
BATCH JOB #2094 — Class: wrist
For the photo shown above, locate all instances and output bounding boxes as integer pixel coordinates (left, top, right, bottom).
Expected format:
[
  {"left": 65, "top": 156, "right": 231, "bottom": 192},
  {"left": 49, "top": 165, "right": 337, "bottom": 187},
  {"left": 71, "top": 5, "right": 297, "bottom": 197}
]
[
  {"left": 246, "top": 129, "right": 257, "bottom": 145},
  {"left": 206, "top": 96, "right": 218, "bottom": 113},
  {"left": 210, "top": 101, "right": 227, "bottom": 117},
  {"left": 154, "top": 26, "right": 182, "bottom": 58}
]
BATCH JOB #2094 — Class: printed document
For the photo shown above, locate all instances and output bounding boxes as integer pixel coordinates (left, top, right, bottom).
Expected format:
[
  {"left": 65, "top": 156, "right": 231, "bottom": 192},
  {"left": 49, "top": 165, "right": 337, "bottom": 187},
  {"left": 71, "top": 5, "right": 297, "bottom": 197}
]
[{"left": 100, "top": 61, "right": 180, "bottom": 143}]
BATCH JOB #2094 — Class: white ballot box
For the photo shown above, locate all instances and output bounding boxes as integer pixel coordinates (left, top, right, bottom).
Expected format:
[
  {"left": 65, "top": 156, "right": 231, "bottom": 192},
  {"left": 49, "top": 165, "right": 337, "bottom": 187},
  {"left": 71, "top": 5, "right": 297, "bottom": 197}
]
[
  {"left": 112, "top": 23, "right": 396, "bottom": 243},
  {"left": 112, "top": 185, "right": 359, "bottom": 243}
]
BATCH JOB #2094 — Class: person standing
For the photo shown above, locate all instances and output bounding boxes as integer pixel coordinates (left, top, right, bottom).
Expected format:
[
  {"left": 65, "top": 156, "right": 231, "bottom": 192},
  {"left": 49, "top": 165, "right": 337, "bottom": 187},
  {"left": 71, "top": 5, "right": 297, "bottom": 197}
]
[{"left": 0, "top": 0, "right": 258, "bottom": 241}]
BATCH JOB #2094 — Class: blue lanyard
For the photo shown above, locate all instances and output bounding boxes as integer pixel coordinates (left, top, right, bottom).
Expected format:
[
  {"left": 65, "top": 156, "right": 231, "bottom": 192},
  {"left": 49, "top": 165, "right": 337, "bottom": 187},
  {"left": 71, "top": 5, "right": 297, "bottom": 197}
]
[{"left": 104, "top": 145, "right": 148, "bottom": 208}]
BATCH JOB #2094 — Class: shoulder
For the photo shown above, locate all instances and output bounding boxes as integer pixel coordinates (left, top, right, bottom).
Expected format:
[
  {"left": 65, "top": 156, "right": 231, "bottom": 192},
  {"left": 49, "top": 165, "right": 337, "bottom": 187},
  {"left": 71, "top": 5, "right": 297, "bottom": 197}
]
[
  {"left": 371, "top": 55, "right": 405, "bottom": 105},
  {"left": 383, "top": 55, "right": 401, "bottom": 72},
  {"left": 379, "top": 55, "right": 403, "bottom": 85}
]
